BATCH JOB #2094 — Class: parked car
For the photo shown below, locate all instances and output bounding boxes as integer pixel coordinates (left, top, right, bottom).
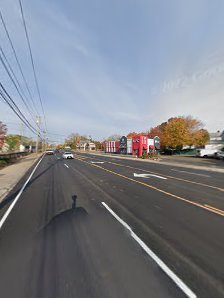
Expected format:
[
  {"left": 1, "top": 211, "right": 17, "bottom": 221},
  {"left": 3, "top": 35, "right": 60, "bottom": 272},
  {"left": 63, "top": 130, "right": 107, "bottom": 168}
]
[
  {"left": 196, "top": 149, "right": 217, "bottom": 158},
  {"left": 214, "top": 151, "right": 224, "bottom": 160},
  {"left": 62, "top": 152, "right": 74, "bottom": 159}
]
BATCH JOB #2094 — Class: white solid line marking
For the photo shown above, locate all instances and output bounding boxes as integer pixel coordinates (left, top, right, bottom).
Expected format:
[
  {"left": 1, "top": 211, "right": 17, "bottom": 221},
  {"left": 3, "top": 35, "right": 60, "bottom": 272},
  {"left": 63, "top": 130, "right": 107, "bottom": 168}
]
[
  {"left": 0, "top": 155, "right": 45, "bottom": 230},
  {"left": 171, "top": 169, "right": 210, "bottom": 178},
  {"left": 134, "top": 173, "right": 167, "bottom": 180},
  {"left": 101, "top": 202, "right": 196, "bottom": 298},
  {"left": 64, "top": 164, "right": 69, "bottom": 168}
]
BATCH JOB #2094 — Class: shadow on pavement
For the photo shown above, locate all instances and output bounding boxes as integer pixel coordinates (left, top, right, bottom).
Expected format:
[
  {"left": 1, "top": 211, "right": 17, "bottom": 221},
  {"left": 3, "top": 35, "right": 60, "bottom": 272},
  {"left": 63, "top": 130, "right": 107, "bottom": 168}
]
[{"left": 39, "top": 195, "right": 88, "bottom": 232}]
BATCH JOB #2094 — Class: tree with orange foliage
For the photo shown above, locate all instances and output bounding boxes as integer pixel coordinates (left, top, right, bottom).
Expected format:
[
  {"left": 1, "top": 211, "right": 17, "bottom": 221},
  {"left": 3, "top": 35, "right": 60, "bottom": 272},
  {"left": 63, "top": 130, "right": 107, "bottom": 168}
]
[
  {"left": 163, "top": 117, "right": 190, "bottom": 149},
  {"left": 148, "top": 123, "right": 166, "bottom": 149},
  {"left": 126, "top": 132, "right": 138, "bottom": 138},
  {"left": 163, "top": 116, "right": 209, "bottom": 149},
  {"left": 148, "top": 116, "right": 209, "bottom": 150}
]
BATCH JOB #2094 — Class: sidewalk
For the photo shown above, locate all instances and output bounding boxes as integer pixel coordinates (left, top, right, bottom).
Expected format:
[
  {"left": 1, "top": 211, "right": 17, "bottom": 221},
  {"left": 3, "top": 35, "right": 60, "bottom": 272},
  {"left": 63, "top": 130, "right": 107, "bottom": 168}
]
[
  {"left": 79, "top": 151, "right": 224, "bottom": 174},
  {"left": 0, "top": 153, "right": 43, "bottom": 203}
]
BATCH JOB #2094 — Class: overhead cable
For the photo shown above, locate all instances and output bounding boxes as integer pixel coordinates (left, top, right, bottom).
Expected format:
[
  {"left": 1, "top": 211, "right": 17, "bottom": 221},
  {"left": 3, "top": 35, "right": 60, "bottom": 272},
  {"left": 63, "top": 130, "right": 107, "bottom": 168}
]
[
  {"left": 18, "top": 0, "right": 47, "bottom": 132},
  {"left": 0, "top": 50, "right": 39, "bottom": 127},
  {"left": 0, "top": 82, "right": 41, "bottom": 137},
  {"left": 0, "top": 9, "right": 39, "bottom": 116}
]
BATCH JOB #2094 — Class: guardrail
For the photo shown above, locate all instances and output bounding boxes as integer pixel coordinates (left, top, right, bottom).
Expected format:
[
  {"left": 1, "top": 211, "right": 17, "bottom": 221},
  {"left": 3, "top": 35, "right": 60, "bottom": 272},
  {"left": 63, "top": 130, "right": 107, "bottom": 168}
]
[{"left": 0, "top": 151, "right": 30, "bottom": 160}]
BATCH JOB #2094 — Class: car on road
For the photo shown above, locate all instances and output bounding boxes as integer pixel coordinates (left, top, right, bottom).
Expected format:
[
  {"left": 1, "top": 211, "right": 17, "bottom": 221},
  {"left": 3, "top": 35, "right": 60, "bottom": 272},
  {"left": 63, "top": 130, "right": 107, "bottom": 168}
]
[
  {"left": 62, "top": 152, "right": 74, "bottom": 159},
  {"left": 46, "top": 149, "right": 54, "bottom": 155}
]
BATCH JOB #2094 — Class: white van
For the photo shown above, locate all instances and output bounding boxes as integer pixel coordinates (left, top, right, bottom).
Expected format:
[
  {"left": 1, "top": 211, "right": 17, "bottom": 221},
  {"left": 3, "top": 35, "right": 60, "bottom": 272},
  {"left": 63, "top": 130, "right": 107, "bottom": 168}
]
[{"left": 196, "top": 149, "right": 217, "bottom": 157}]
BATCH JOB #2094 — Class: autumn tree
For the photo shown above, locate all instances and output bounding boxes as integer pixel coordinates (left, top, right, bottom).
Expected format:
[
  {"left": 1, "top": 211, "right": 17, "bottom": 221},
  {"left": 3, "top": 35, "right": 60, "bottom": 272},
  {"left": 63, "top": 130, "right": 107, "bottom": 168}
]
[
  {"left": 93, "top": 141, "right": 104, "bottom": 150},
  {"left": 191, "top": 129, "right": 209, "bottom": 147},
  {"left": 148, "top": 125, "right": 166, "bottom": 149},
  {"left": 163, "top": 117, "right": 190, "bottom": 150},
  {"left": 163, "top": 116, "right": 209, "bottom": 150},
  {"left": 105, "top": 134, "right": 121, "bottom": 141},
  {"left": 127, "top": 132, "right": 138, "bottom": 138},
  {"left": 0, "top": 121, "right": 7, "bottom": 150},
  {"left": 65, "top": 133, "right": 88, "bottom": 149}
]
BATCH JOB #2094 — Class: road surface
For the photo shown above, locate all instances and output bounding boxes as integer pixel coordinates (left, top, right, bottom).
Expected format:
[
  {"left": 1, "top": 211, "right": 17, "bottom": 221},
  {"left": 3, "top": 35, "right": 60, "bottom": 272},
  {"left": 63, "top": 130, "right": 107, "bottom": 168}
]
[{"left": 0, "top": 152, "right": 224, "bottom": 297}]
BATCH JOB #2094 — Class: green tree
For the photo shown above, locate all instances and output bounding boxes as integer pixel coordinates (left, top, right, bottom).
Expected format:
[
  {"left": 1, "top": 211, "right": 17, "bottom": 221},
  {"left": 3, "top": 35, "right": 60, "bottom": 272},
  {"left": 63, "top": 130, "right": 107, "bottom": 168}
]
[{"left": 5, "top": 134, "right": 21, "bottom": 151}]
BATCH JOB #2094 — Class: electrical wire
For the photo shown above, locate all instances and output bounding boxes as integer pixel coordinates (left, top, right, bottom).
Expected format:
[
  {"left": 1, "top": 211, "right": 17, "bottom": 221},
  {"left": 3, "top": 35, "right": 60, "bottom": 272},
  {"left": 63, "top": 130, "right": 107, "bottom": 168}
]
[
  {"left": 0, "top": 9, "right": 39, "bottom": 116},
  {"left": 0, "top": 92, "right": 39, "bottom": 137},
  {"left": 0, "top": 45, "right": 38, "bottom": 117},
  {"left": 0, "top": 82, "right": 41, "bottom": 137},
  {"left": 0, "top": 50, "right": 39, "bottom": 127},
  {"left": 18, "top": 0, "right": 47, "bottom": 132}
]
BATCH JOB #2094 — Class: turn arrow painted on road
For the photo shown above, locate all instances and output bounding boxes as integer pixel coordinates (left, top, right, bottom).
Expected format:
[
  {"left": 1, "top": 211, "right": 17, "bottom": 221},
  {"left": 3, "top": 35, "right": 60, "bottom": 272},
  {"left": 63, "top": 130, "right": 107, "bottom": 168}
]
[{"left": 133, "top": 173, "right": 167, "bottom": 180}]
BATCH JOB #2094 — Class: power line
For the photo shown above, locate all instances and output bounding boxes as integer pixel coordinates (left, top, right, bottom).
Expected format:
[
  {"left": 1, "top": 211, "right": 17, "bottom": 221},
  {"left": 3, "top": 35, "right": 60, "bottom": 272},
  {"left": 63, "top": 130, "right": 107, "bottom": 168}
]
[
  {"left": 0, "top": 92, "right": 38, "bottom": 136},
  {"left": 0, "top": 9, "right": 39, "bottom": 116},
  {"left": 0, "top": 82, "right": 41, "bottom": 137},
  {"left": 0, "top": 50, "right": 39, "bottom": 127},
  {"left": 0, "top": 45, "right": 39, "bottom": 116},
  {"left": 18, "top": 0, "right": 47, "bottom": 132}
]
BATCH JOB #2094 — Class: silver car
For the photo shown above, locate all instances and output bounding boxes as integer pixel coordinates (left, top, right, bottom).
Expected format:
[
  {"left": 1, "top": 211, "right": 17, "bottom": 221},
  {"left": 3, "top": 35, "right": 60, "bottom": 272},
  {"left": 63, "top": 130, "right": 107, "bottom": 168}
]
[{"left": 215, "top": 151, "right": 224, "bottom": 160}]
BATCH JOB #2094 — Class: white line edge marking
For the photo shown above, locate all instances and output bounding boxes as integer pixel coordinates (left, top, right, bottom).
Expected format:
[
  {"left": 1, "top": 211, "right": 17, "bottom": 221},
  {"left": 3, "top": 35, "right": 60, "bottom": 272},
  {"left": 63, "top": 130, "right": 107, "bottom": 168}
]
[
  {"left": 64, "top": 164, "right": 69, "bottom": 168},
  {"left": 0, "top": 154, "right": 45, "bottom": 230},
  {"left": 101, "top": 202, "right": 196, "bottom": 298},
  {"left": 171, "top": 169, "right": 210, "bottom": 178}
]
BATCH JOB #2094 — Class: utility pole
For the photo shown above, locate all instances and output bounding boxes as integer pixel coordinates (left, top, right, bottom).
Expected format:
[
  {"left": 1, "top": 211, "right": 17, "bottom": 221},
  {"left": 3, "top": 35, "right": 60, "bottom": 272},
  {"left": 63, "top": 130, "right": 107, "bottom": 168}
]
[
  {"left": 36, "top": 116, "right": 41, "bottom": 154},
  {"left": 42, "top": 130, "right": 46, "bottom": 152}
]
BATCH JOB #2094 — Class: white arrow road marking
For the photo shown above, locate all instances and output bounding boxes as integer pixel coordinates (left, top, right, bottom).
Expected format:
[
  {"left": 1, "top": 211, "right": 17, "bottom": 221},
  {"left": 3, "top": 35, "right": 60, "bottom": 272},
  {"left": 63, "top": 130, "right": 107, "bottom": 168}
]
[
  {"left": 134, "top": 173, "right": 167, "bottom": 180},
  {"left": 90, "top": 161, "right": 105, "bottom": 164},
  {"left": 64, "top": 164, "right": 69, "bottom": 168}
]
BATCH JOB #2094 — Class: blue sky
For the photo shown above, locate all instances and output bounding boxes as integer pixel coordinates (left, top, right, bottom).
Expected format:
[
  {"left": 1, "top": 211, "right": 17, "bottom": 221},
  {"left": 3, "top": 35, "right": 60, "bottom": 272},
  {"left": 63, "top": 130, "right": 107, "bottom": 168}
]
[{"left": 1, "top": 0, "right": 224, "bottom": 142}]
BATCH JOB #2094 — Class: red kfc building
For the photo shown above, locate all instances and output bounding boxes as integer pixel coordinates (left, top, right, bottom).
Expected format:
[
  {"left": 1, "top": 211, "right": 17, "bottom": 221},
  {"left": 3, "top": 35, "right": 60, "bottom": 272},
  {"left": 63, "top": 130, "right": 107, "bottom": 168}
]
[{"left": 132, "top": 135, "right": 148, "bottom": 157}]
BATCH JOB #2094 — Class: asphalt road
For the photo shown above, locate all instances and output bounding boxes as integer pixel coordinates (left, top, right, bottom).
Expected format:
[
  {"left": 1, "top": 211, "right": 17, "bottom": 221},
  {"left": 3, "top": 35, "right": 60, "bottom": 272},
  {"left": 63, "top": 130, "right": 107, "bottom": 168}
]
[{"left": 0, "top": 152, "right": 224, "bottom": 297}]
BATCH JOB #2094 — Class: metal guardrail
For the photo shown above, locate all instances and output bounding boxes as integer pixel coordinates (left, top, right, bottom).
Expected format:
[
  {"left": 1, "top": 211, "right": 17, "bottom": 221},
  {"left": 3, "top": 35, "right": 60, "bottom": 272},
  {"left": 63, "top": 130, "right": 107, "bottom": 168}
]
[{"left": 0, "top": 151, "right": 29, "bottom": 160}]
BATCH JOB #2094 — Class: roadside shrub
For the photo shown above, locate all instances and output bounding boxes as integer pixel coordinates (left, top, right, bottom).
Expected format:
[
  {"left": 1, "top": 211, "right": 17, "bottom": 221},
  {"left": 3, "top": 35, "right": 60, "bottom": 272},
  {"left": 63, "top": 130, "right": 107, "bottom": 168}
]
[
  {"left": 142, "top": 153, "right": 149, "bottom": 159},
  {"left": 0, "top": 159, "right": 8, "bottom": 167}
]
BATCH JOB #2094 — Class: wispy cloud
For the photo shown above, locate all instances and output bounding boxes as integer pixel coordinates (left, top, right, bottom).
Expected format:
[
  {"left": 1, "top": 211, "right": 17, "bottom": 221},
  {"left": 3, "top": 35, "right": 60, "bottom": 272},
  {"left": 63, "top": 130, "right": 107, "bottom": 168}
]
[{"left": 1, "top": 0, "right": 224, "bottom": 141}]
